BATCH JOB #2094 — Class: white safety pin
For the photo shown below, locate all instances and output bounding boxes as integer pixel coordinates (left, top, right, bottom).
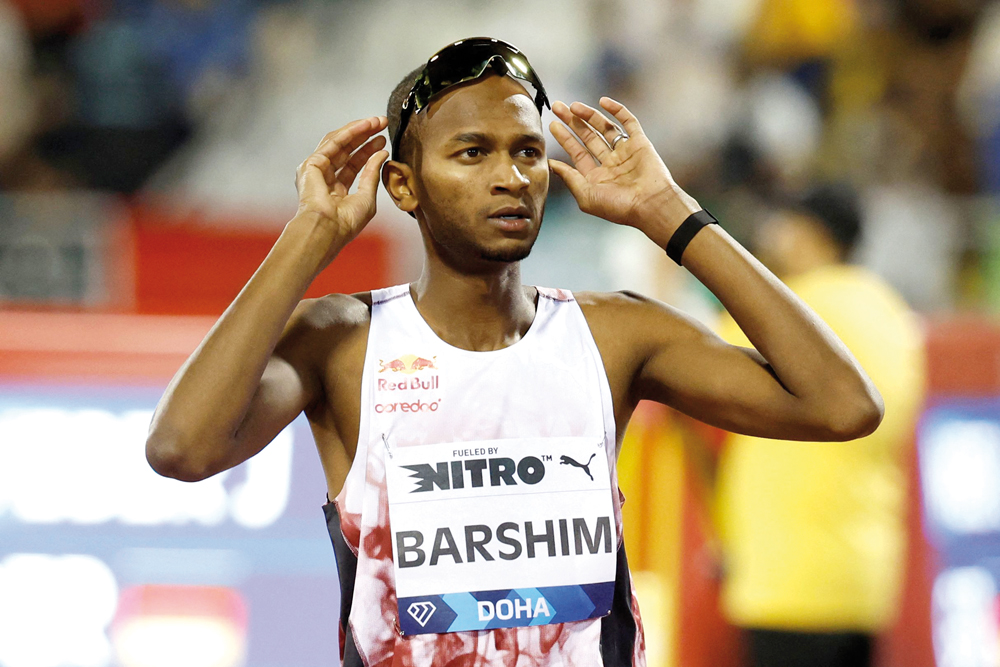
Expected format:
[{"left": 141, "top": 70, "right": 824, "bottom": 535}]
[{"left": 382, "top": 433, "right": 393, "bottom": 459}]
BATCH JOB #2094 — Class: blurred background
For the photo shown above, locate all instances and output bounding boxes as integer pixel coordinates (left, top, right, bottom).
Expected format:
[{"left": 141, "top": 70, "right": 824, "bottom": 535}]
[{"left": 2, "top": 0, "right": 1000, "bottom": 666}]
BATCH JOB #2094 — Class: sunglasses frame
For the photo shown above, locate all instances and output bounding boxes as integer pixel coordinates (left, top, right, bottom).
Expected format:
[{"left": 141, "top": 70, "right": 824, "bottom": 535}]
[{"left": 390, "top": 38, "right": 550, "bottom": 161}]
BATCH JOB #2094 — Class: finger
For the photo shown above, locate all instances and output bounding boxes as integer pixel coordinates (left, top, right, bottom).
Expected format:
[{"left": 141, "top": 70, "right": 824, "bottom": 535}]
[
  {"left": 548, "top": 158, "right": 589, "bottom": 203},
  {"left": 355, "top": 150, "right": 390, "bottom": 206},
  {"left": 323, "top": 116, "right": 387, "bottom": 170},
  {"left": 553, "top": 101, "right": 611, "bottom": 159},
  {"left": 313, "top": 117, "right": 374, "bottom": 154},
  {"left": 315, "top": 115, "right": 387, "bottom": 151},
  {"left": 599, "top": 97, "right": 643, "bottom": 136},
  {"left": 569, "top": 101, "right": 625, "bottom": 147},
  {"left": 337, "top": 135, "right": 388, "bottom": 191},
  {"left": 298, "top": 159, "right": 332, "bottom": 200},
  {"left": 297, "top": 151, "right": 335, "bottom": 188},
  {"left": 549, "top": 120, "right": 599, "bottom": 175},
  {"left": 315, "top": 116, "right": 388, "bottom": 170}
]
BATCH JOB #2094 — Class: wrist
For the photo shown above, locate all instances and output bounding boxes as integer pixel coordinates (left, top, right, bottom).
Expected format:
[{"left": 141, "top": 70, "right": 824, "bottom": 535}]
[
  {"left": 279, "top": 212, "right": 351, "bottom": 277},
  {"left": 637, "top": 186, "right": 702, "bottom": 248},
  {"left": 665, "top": 209, "right": 718, "bottom": 265}
]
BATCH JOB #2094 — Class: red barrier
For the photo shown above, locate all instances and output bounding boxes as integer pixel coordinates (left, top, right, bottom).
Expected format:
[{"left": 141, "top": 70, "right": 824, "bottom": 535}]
[{"left": 129, "top": 206, "right": 389, "bottom": 316}]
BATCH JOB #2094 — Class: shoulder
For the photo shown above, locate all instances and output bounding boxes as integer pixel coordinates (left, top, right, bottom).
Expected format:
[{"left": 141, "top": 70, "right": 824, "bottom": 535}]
[
  {"left": 291, "top": 292, "right": 372, "bottom": 331},
  {"left": 573, "top": 289, "right": 655, "bottom": 317},
  {"left": 574, "top": 289, "right": 712, "bottom": 341},
  {"left": 573, "top": 290, "right": 718, "bottom": 378},
  {"left": 276, "top": 292, "right": 372, "bottom": 361}
]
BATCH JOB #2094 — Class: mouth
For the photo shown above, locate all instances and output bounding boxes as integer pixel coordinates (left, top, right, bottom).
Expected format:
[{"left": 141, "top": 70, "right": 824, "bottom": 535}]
[{"left": 487, "top": 206, "right": 532, "bottom": 231}]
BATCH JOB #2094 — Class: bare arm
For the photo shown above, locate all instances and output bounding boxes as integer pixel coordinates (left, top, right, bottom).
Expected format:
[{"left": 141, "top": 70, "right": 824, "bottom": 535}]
[
  {"left": 551, "top": 99, "right": 882, "bottom": 441},
  {"left": 146, "top": 117, "right": 390, "bottom": 481}
]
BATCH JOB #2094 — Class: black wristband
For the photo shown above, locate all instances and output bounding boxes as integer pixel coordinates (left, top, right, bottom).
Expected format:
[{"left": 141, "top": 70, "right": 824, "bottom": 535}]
[{"left": 665, "top": 209, "right": 718, "bottom": 265}]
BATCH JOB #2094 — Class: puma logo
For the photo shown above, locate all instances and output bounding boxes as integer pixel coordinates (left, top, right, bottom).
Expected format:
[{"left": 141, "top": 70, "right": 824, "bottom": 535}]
[{"left": 559, "top": 453, "right": 596, "bottom": 481}]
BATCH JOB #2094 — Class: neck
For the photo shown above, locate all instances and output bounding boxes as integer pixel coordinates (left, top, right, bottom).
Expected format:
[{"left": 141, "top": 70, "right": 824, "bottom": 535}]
[{"left": 410, "top": 256, "right": 536, "bottom": 352}]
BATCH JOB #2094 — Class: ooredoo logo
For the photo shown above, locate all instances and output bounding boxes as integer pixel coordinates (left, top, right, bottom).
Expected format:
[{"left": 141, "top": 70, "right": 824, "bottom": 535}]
[
  {"left": 374, "top": 399, "right": 441, "bottom": 414},
  {"left": 379, "top": 354, "right": 437, "bottom": 374}
]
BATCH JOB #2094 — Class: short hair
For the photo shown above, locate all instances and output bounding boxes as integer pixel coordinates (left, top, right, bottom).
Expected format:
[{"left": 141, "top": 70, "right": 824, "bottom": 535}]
[
  {"left": 386, "top": 66, "right": 425, "bottom": 164},
  {"left": 791, "top": 182, "right": 863, "bottom": 253}
]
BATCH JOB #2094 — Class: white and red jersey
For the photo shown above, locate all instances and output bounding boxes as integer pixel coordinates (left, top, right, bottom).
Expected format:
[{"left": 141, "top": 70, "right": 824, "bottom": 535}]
[{"left": 324, "top": 284, "right": 646, "bottom": 666}]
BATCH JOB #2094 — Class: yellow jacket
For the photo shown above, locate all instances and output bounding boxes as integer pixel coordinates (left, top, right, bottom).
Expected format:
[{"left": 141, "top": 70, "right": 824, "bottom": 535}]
[{"left": 715, "top": 265, "right": 925, "bottom": 631}]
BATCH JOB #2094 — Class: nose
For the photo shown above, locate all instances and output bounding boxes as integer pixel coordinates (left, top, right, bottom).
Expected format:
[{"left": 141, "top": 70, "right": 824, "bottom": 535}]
[{"left": 490, "top": 157, "right": 531, "bottom": 196}]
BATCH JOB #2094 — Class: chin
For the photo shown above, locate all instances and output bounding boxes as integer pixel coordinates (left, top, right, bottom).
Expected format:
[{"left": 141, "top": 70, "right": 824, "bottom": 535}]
[{"left": 480, "top": 243, "right": 534, "bottom": 263}]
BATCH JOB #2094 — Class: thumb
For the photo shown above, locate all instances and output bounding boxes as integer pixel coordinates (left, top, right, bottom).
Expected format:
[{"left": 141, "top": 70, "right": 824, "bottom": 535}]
[
  {"left": 355, "top": 150, "right": 390, "bottom": 205},
  {"left": 548, "top": 159, "right": 588, "bottom": 202}
]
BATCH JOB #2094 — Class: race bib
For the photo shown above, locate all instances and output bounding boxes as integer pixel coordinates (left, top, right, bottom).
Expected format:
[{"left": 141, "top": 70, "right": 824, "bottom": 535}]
[{"left": 385, "top": 436, "right": 617, "bottom": 635}]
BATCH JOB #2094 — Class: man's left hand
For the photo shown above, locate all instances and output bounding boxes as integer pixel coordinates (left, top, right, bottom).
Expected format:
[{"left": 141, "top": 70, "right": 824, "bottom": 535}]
[{"left": 549, "top": 97, "right": 700, "bottom": 247}]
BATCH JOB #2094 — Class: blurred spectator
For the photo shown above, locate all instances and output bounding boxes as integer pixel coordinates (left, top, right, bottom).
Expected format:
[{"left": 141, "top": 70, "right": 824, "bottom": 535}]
[
  {"left": 0, "top": 0, "right": 80, "bottom": 190},
  {"left": 55, "top": 0, "right": 254, "bottom": 192},
  {"left": 712, "top": 183, "right": 925, "bottom": 667},
  {"left": 857, "top": 183, "right": 961, "bottom": 311},
  {"left": 958, "top": 1, "right": 1000, "bottom": 194},
  {"left": 1, "top": 0, "right": 254, "bottom": 194},
  {"left": 0, "top": 0, "right": 36, "bottom": 169},
  {"left": 6, "top": 0, "right": 90, "bottom": 35}
]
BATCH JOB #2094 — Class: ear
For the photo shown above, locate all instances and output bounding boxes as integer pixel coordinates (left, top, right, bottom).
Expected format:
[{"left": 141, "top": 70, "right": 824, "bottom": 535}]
[{"left": 381, "top": 160, "right": 419, "bottom": 214}]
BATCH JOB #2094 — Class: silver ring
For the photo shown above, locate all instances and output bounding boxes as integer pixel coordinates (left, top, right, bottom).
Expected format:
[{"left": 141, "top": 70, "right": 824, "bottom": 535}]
[{"left": 610, "top": 133, "right": 628, "bottom": 150}]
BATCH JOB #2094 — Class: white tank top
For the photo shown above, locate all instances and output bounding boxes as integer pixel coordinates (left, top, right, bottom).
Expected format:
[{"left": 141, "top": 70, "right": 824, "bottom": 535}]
[{"left": 330, "top": 284, "right": 645, "bottom": 666}]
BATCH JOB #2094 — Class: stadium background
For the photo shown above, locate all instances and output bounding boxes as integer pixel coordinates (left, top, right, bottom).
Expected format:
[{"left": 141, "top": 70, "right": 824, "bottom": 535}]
[{"left": 2, "top": 0, "right": 1000, "bottom": 665}]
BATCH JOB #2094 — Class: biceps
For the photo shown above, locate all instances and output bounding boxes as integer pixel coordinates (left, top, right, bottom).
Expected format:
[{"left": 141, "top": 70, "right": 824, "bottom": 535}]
[{"left": 635, "top": 337, "right": 805, "bottom": 438}]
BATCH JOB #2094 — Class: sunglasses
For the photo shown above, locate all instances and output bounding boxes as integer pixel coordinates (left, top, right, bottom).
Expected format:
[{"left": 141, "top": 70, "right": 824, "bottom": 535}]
[{"left": 391, "top": 37, "right": 551, "bottom": 161}]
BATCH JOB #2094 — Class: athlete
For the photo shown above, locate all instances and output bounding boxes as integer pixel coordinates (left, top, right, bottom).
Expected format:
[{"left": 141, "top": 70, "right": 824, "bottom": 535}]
[{"left": 146, "top": 38, "right": 883, "bottom": 666}]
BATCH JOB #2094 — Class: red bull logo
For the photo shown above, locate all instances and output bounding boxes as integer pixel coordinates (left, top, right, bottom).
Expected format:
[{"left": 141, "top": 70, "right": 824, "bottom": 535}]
[
  {"left": 379, "top": 354, "right": 438, "bottom": 374},
  {"left": 410, "top": 357, "right": 437, "bottom": 371}
]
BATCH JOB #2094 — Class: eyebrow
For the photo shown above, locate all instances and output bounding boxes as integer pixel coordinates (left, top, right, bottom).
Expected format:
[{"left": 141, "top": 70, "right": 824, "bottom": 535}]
[{"left": 448, "top": 131, "right": 545, "bottom": 145}]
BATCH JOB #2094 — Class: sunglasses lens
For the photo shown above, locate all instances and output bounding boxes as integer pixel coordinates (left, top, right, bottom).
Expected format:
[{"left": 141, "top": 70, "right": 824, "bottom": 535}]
[
  {"left": 425, "top": 44, "right": 505, "bottom": 88},
  {"left": 417, "top": 40, "right": 544, "bottom": 109},
  {"left": 393, "top": 39, "right": 548, "bottom": 160}
]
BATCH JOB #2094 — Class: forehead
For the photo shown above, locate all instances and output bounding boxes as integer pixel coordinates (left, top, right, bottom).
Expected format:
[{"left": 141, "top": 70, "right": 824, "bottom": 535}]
[{"left": 418, "top": 75, "right": 543, "bottom": 144}]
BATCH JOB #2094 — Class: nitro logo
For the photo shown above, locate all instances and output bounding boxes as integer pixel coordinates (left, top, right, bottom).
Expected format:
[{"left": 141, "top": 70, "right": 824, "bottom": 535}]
[
  {"left": 406, "top": 601, "right": 437, "bottom": 627},
  {"left": 402, "top": 456, "right": 545, "bottom": 493}
]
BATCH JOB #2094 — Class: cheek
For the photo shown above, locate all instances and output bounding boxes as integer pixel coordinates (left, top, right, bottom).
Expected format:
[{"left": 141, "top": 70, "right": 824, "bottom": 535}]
[
  {"left": 419, "top": 166, "right": 477, "bottom": 206},
  {"left": 531, "top": 164, "right": 550, "bottom": 193}
]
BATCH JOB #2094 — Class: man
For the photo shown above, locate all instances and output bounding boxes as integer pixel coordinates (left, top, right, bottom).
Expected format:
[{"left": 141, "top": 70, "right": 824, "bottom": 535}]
[
  {"left": 145, "top": 38, "right": 882, "bottom": 666},
  {"left": 713, "top": 184, "right": 925, "bottom": 667}
]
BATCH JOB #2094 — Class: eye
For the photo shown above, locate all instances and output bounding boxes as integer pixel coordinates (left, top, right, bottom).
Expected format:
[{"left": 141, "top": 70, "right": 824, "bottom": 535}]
[
  {"left": 518, "top": 146, "right": 542, "bottom": 159},
  {"left": 461, "top": 147, "right": 482, "bottom": 158}
]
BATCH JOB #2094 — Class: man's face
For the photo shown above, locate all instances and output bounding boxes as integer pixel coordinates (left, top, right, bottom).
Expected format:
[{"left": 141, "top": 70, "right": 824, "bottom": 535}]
[{"left": 409, "top": 74, "right": 549, "bottom": 266}]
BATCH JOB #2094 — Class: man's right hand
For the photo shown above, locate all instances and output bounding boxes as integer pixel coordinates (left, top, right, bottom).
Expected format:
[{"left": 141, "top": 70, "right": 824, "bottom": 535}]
[
  {"left": 147, "top": 116, "right": 388, "bottom": 483},
  {"left": 294, "top": 116, "right": 389, "bottom": 264}
]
